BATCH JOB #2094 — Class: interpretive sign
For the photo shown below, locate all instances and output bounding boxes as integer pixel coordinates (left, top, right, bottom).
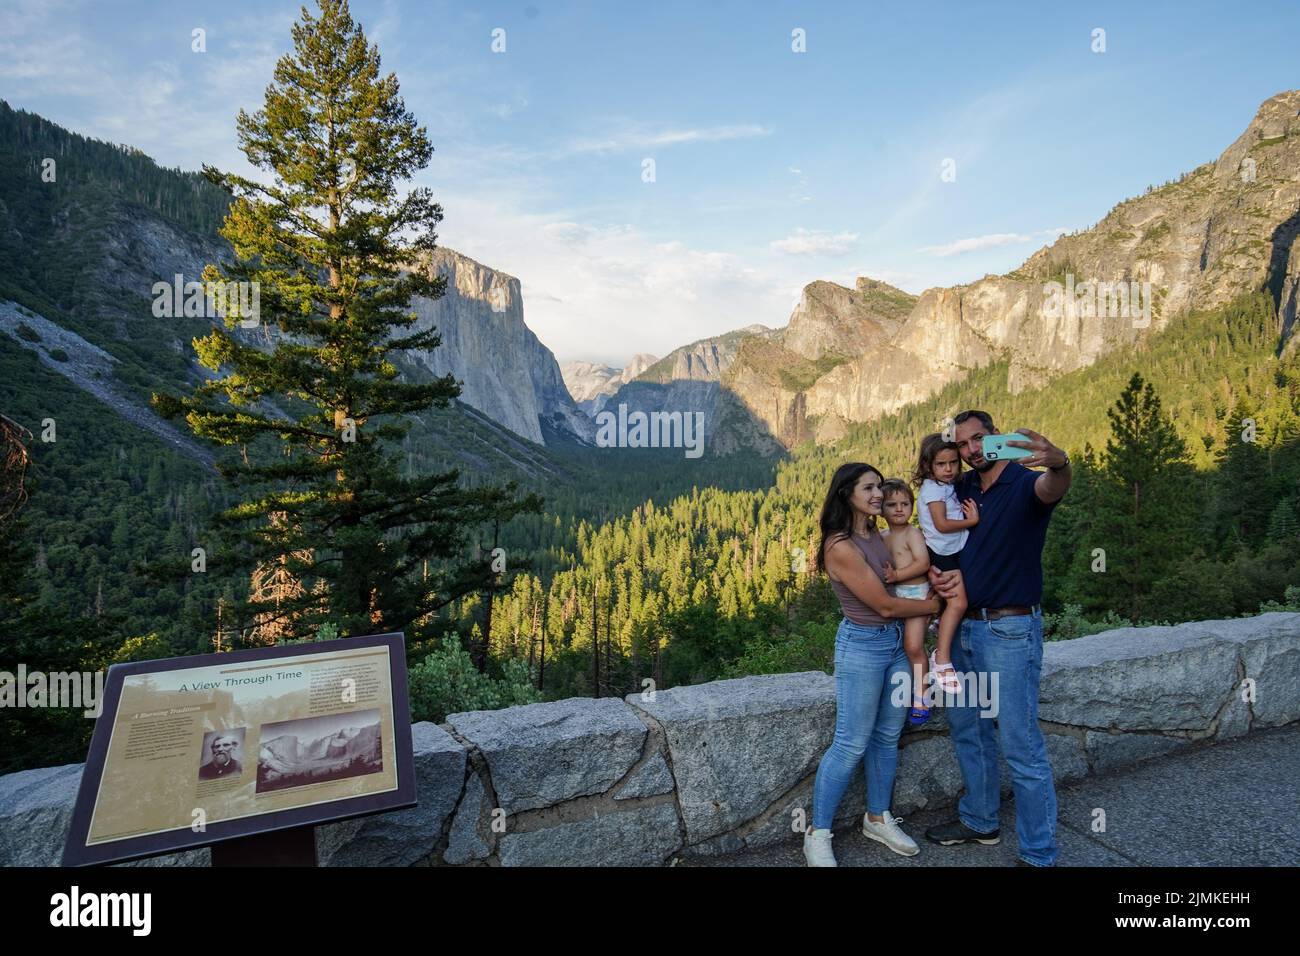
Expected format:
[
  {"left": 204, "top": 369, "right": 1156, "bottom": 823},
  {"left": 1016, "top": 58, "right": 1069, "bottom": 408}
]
[{"left": 62, "top": 632, "right": 415, "bottom": 866}]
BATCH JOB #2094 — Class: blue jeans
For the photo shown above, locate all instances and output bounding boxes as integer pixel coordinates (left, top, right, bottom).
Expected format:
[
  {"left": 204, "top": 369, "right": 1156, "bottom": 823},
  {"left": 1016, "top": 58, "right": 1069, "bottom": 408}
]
[
  {"left": 946, "top": 608, "right": 1059, "bottom": 866},
  {"left": 811, "top": 618, "right": 909, "bottom": 830}
]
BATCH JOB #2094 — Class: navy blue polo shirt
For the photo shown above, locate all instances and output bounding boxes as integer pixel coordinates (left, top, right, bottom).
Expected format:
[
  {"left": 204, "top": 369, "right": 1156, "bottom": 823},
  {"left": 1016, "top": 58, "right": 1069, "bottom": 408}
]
[{"left": 954, "top": 462, "right": 1059, "bottom": 609}]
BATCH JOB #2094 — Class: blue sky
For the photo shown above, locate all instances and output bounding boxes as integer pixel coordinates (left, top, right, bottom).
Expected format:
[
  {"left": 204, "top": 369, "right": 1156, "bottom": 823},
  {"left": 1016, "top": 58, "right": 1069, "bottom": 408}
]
[{"left": 2, "top": 0, "right": 1297, "bottom": 365}]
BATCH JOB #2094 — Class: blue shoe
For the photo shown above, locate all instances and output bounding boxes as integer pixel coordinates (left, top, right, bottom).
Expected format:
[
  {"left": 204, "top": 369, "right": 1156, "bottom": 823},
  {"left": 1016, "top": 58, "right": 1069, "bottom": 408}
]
[{"left": 908, "top": 701, "right": 931, "bottom": 726}]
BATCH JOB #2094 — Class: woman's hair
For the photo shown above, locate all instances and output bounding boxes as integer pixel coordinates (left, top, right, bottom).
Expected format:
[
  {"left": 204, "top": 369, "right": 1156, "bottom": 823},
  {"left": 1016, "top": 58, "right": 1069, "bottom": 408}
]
[
  {"left": 816, "top": 462, "right": 883, "bottom": 573},
  {"left": 880, "top": 478, "right": 913, "bottom": 506},
  {"left": 912, "top": 432, "right": 961, "bottom": 487}
]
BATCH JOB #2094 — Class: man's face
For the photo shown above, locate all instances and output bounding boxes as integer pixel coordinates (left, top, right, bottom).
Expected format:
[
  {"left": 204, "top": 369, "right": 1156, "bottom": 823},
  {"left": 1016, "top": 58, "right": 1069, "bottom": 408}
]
[
  {"left": 955, "top": 418, "right": 995, "bottom": 473},
  {"left": 212, "top": 737, "right": 236, "bottom": 766}
]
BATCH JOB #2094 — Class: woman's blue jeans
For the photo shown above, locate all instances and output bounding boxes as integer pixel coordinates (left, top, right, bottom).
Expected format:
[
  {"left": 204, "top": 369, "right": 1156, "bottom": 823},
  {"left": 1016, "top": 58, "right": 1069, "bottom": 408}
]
[{"left": 811, "top": 617, "right": 909, "bottom": 830}]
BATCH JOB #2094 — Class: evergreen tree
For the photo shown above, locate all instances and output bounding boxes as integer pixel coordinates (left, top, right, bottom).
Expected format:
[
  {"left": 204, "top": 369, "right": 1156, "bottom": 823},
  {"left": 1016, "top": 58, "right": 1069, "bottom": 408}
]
[
  {"left": 1211, "top": 397, "right": 1272, "bottom": 547},
  {"left": 153, "top": 0, "right": 538, "bottom": 639},
  {"left": 1266, "top": 495, "right": 1300, "bottom": 546},
  {"left": 1099, "top": 373, "right": 1196, "bottom": 620}
]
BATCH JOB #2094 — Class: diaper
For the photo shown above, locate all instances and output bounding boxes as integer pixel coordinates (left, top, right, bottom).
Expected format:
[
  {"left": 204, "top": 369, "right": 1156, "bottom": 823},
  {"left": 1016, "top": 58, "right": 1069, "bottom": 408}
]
[{"left": 891, "top": 583, "right": 929, "bottom": 600}]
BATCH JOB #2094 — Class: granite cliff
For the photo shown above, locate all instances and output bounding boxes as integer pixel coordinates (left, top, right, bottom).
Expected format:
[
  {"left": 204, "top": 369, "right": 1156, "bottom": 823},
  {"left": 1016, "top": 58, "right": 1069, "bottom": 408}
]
[
  {"left": 800, "top": 90, "right": 1300, "bottom": 441},
  {"left": 611, "top": 90, "right": 1300, "bottom": 450},
  {"left": 402, "top": 248, "right": 594, "bottom": 446}
]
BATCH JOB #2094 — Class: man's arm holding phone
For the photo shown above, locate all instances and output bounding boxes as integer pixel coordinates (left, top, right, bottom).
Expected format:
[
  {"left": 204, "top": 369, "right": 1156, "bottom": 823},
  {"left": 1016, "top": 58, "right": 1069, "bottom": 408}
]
[{"left": 1006, "top": 428, "right": 1072, "bottom": 504}]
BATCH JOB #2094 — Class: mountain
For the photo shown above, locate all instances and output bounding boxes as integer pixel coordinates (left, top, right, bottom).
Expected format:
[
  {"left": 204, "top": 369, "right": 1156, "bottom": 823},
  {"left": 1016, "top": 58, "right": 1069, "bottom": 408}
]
[
  {"left": 259, "top": 734, "right": 302, "bottom": 769},
  {"left": 596, "top": 325, "right": 783, "bottom": 455},
  {"left": 802, "top": 91, "right": 1300, "bottom": 440},
  {"left": 561, "top": 352, "right": 657, "bottom": 414},
  {"left": 401, "top": 248, "right": 594, "bottom": 446},
  {"left": 634, "top": 325, "right": 775, "bottom": 384},
  {"left": 632, "top": 91, "right": 1300, "bottom": 451},
  {"left": 722, "top": 277, "right": 916, "bottom": 445},
  {"left": 595, "top": 279, "right": 916, "bottom": 453},
  {"left": 258, "top": 723, "right": 382, "bottom": 785},
  {"left": 0, "top": 100, "right": 592, "bottom": 462}
]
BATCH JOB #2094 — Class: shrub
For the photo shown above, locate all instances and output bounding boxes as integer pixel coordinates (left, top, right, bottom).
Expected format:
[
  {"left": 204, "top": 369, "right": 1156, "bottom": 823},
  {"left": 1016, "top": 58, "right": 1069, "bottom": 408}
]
[
  {"left": 408, "top": 635, "right": 541, "bottom": 723},
  {"left": 1042, "top": 604, "right": 1132, "bottom": 641},
  {"left": 724, "top": 618, "right": 838, "bottom": 676},
  {"left": 1258, "top": 585, "right": 1300, "bottom": 613}
]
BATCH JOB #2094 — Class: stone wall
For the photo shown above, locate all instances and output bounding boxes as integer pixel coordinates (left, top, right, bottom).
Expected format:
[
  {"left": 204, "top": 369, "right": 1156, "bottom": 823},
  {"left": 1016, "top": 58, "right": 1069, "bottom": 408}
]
[{"left": 2, "top": 612, "right": 1297, "bottom": 867}]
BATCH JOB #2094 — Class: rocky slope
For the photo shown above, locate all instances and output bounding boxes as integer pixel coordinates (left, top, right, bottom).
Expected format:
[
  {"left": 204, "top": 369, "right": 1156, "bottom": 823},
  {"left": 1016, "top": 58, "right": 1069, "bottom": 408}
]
[
  {"left": 401, "top": 247, "right": 594, "bottom": 446},
  {"left": 600, "top": 277, "right": 917, "bottom": 451},
  {"left": 800, "top": 90, "right": 1300, "bottom": 440},
  {"left": 621, "top": 90, "right": 1300, "bottom": 450},
  {"left": 722, "top": 277, "right": 916, "bottom": 445},
  {"left": 634, "top": 325, "right": 774, "bottom": 384},
  {"left": 596, "top": 326, "right": 780, "bottom": 455}
]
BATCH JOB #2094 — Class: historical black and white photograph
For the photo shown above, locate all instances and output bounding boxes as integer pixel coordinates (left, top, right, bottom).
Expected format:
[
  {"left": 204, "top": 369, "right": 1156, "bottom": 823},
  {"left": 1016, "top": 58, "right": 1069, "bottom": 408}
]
[
  {"left": 198, "top": 728, "right": 246, "bottom": 781},
  {"left": 255, "top": 710, "right": 383, "bottom": 794}
]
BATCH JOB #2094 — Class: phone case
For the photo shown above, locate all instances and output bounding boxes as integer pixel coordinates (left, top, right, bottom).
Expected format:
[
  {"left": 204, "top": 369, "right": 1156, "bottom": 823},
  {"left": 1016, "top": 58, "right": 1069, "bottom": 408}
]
[{"left": 982, "top": 433, "right": 1034, "bottom": 461}]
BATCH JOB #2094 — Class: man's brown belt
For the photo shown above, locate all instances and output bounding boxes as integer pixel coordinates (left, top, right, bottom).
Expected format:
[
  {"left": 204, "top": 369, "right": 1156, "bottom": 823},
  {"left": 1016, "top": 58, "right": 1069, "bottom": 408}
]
[{"left": 964, "top": 605, "right": 1040, "bottom": 621}]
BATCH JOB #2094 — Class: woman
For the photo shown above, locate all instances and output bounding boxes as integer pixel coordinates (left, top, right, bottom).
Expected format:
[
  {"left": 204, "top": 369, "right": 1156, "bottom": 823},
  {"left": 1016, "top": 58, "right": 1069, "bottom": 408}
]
[{"left": 804, "top": 462, "right": 941, "bottom": 867}]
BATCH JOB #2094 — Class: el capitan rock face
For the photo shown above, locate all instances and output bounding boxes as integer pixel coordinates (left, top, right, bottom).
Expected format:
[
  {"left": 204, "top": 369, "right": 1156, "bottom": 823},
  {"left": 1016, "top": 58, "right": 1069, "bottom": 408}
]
[{"left": 402, "top": 248, "right": 595, "bottom": 446}]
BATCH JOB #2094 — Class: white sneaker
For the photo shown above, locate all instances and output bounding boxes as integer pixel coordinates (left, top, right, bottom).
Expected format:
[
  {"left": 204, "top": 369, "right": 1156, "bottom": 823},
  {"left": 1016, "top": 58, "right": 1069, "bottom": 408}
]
[
  {"left": 861, "top": 810, "right": 920, "bottom": 857},
  {"left": 803, "top": 827, "right": 837, "bottom": 867}
]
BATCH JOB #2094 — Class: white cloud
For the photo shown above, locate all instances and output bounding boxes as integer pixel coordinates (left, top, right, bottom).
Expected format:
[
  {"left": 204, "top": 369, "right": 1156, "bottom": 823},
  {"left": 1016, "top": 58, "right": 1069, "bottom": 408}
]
[
  {"left": 563, "top": 123, "right": 771, "bottom": 156},
  {"left": 916, "top": 228, "right": 1067, "bottom": 257},
  {"left": 916, "top": 232, "right": 1034, "bottom": 257},
  {"left": 770, "top": 228, "right": 859, "bottom": 256},
  {"left": 435, "top": 192, "right": 794, "bottom": 365}
]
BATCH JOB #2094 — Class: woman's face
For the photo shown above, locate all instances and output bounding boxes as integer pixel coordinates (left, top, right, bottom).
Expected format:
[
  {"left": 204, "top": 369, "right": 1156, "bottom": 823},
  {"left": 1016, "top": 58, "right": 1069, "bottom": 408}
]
[{"left": 848, "top": 470, "right": 884, "bottom": 517}]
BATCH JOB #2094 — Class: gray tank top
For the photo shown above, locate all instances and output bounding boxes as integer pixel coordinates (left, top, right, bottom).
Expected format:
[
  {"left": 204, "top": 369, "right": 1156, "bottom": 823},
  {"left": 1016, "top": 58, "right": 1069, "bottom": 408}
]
[{"left": 826, "top": 531, "right": 892, "bottom": 626}]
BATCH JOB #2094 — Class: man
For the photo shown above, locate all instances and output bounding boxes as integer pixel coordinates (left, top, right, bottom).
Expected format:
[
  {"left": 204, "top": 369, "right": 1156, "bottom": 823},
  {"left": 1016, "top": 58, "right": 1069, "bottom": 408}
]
[
  {"left": 924, "top": 410, "right": 1071, "bottom": 867},
  {"left": 200, "top": 733, "right": 243, "bottom": 779}
]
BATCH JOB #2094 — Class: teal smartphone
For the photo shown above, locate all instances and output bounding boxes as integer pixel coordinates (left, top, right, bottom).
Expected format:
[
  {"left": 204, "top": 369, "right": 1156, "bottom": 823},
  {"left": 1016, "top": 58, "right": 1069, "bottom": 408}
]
[{"left": 982, "top": 433, "right": 1034, "bottom": 461}]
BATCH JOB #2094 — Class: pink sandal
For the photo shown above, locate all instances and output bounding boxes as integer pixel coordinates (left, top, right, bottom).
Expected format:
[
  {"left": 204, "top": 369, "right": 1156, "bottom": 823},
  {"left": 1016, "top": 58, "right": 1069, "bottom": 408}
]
[{"left": 929, "top": 650, "right": 962, "bottom": 693}]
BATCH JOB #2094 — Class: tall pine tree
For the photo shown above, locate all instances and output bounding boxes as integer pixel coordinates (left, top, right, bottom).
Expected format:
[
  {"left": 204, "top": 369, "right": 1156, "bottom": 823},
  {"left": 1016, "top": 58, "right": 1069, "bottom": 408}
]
[
  {"left": 1098, "top": 373, "right": 1196, "bottom": 621},
  {"left": 154, "top": 0, "right": 538, "bottom": 640},
  {"left": 1210, "top": 397, "right": 1272, "bottom": 547}
]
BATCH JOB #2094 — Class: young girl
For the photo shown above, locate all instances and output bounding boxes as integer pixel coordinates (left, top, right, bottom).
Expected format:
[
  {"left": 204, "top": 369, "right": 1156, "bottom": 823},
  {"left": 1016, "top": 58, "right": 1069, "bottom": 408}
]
[
  {"left": 912, "top": 433, "right": 977, "bottom": 697},
  {"left": 879, "top": 479, "right": 935, "bottom": 725}
]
